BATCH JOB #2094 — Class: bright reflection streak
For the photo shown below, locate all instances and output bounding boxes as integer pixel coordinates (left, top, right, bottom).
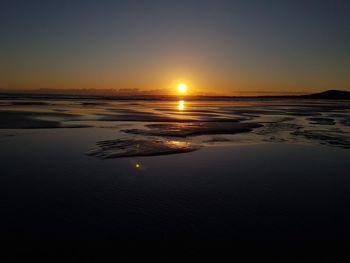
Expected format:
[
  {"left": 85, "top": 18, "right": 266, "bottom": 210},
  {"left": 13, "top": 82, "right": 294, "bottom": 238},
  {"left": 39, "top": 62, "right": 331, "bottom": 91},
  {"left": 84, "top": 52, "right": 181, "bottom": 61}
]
[
  {"left": 178, "top": 100, "right": 185, "bottom": 111},
  {"left": 165, "top": 140, "right": 191, "bottom": 148}
]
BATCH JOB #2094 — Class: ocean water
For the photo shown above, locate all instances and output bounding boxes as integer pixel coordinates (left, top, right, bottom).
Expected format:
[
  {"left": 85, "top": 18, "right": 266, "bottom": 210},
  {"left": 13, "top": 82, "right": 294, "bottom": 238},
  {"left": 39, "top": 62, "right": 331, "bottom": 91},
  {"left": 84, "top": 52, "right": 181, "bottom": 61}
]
[{"left": 0, "top": 97, "right": 350, "bottom": 240}]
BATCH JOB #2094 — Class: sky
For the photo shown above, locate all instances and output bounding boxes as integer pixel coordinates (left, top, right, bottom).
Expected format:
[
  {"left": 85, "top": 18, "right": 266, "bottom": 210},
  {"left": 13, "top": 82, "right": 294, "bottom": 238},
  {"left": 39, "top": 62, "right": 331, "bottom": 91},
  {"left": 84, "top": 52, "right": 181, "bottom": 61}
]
[{"left": 1, "top": 0, "right": 350, "bottom": 95}]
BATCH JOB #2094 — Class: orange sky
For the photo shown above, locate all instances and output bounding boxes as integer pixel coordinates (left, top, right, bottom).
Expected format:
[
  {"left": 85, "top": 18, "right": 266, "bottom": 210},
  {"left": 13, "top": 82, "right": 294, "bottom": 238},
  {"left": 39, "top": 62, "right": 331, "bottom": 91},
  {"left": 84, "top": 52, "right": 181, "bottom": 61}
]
[{"left": 2, "top": 1, "right": 350, "bottom": 95}]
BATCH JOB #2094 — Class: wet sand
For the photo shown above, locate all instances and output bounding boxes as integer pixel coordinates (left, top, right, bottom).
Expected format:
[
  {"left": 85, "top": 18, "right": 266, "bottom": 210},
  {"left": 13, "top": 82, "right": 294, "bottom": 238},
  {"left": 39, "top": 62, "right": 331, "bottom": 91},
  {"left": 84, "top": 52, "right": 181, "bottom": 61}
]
[
  {"left": 1, "top": 98, "right": 350, "bottom": 156},
  {"left": 1, "top": 128, "right": 349, "bottom": 240},
  {"left": 0, "top": 97, "right": 350, "bottom": 241},
  {"left": 86, "top": 138, "right": 199, "bottom": 158}
]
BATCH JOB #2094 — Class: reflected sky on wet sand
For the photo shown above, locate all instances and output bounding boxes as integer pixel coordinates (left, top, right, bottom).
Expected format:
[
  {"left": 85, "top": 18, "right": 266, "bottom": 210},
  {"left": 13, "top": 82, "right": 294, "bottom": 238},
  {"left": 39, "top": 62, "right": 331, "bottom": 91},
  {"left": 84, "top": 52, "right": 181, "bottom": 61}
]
[
  {"left": 0, "top": 97, "right": 350, "bottom": 240},
  {"left": 1, "top": 97, "right": 349, "bottom": 152}
]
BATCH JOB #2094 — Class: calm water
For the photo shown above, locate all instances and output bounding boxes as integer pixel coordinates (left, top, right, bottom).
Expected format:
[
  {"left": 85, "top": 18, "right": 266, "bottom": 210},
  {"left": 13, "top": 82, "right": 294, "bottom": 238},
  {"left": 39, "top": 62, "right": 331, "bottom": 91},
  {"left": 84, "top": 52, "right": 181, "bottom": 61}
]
[{"left": 1, "top": 98, "right": 350, "bottom": 240}]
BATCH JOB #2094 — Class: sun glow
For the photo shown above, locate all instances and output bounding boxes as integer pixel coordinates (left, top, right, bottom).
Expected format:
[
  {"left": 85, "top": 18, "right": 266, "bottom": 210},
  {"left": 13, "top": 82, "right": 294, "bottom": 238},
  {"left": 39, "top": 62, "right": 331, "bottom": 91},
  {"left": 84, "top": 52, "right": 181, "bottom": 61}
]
[{"left": 177, "top": 83, "right": 187, "bottom": 93}]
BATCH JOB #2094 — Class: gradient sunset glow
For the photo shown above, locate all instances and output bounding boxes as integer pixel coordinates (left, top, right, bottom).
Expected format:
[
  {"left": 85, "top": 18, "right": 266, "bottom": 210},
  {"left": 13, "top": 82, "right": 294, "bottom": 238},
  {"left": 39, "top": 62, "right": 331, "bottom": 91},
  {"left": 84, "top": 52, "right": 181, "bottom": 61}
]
[{"left": 1, "top": 1, "right": 350, "bottom": 96}]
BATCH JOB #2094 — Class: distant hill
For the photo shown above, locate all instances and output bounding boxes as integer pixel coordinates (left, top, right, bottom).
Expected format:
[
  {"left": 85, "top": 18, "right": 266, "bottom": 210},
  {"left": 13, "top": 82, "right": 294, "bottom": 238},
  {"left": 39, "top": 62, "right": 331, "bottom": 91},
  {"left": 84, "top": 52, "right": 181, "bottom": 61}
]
[{"left": 301, "top": 90, "right": 350, "bottom": 100}]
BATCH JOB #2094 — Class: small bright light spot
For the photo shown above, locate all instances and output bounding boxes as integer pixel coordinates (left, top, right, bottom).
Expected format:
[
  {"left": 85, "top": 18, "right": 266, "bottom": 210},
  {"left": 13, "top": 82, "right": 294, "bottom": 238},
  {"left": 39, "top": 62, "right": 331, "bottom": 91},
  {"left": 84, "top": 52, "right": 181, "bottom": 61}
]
[
  {"left": 177, "top": 83, "right": 187, "bottom": 93},
  {"left": 135, "top": 163, "right": 140, "bottom": 168},
  {"left": 178, "top": 100, "right": 185, "bottom": 111}
]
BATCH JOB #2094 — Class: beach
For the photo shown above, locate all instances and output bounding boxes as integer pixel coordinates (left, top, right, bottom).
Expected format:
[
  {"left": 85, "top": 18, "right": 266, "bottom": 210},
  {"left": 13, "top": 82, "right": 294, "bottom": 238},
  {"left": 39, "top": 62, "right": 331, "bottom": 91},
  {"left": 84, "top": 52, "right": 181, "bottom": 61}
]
[{"left": 1, "top": 97, "right": 350, "bottom": 240}]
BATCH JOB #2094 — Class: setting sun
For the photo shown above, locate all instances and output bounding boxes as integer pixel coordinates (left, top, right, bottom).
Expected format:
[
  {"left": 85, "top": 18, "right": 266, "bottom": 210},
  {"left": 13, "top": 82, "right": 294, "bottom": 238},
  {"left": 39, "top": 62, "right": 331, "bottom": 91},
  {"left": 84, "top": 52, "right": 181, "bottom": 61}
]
[
  {"left": 177, "top": 83, "right": 187, "bottom": 93},
  {"left": 2, "top": 0, "right": 349, "bottom": 245}
]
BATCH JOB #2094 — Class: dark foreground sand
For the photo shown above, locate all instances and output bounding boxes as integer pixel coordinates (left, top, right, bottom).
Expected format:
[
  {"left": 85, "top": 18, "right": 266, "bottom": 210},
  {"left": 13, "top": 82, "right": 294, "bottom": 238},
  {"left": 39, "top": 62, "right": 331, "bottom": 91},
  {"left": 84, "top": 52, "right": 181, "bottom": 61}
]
[{"left": 1, "top": 128, "right": 350, "bottom": 241}]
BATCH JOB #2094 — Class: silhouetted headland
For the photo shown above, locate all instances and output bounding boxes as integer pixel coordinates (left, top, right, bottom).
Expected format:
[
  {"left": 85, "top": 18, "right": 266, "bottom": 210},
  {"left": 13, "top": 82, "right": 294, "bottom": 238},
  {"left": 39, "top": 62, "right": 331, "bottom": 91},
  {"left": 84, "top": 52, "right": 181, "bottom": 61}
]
[{"left": 300, "top": 90, "right": 350, "bottom": 100}]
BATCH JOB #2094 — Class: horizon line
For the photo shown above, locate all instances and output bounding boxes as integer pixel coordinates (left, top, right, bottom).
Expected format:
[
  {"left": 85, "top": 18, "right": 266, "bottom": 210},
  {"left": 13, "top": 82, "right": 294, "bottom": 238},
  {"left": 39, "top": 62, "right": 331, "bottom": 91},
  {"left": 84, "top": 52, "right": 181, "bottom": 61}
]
[
  {"left": 1, "top": 89, "right": 349, "bottom": 100},
  {"left": 0, "top": 87, "right": 314, "bottom": 97}
]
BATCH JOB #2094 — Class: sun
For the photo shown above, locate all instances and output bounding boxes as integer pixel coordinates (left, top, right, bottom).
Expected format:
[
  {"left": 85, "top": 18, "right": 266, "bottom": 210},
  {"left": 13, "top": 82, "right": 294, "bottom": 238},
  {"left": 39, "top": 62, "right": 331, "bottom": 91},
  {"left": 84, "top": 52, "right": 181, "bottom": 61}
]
[{"left": 177, "top": 83, "right": 187, "bottom": 93}]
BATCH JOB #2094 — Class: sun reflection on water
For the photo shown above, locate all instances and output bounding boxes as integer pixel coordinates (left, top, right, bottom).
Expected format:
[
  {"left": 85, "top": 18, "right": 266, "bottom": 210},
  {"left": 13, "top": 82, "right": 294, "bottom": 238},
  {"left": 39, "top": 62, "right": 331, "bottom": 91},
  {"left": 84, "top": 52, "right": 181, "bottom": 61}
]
[
  {"left": 178, "top": 100, "right": 185, "bottom": 111},
  {"left": 165, "top": 140, "right": 191, "bottom": 148}
]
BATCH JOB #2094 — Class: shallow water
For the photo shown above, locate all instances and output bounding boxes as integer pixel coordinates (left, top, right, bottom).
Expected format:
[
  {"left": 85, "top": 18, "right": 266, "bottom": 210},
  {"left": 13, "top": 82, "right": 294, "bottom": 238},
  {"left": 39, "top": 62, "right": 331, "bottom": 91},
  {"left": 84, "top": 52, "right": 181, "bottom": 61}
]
[
  {"left": 0, "top": 97, "right": 350, "bottom": 240},
  {"left": 1, "top": 98, "right": 350, "bottom": 151}
]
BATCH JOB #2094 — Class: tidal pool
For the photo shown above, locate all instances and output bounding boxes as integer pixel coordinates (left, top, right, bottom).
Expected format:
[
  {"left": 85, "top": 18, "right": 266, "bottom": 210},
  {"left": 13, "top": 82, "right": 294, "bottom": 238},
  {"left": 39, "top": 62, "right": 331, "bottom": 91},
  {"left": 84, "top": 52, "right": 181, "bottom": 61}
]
[{"left": 1, "top": 97, "right": 350, "bottom": 240}]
